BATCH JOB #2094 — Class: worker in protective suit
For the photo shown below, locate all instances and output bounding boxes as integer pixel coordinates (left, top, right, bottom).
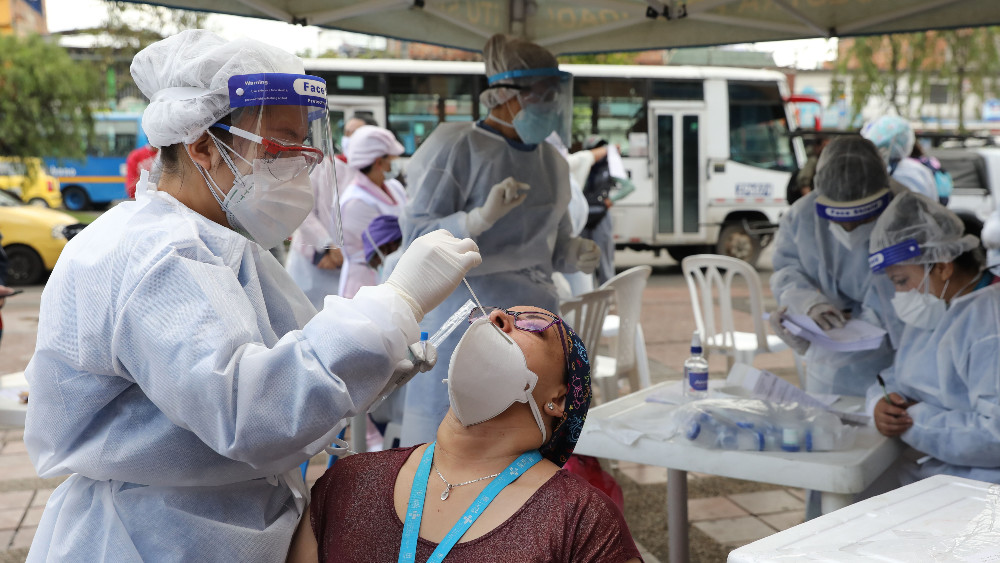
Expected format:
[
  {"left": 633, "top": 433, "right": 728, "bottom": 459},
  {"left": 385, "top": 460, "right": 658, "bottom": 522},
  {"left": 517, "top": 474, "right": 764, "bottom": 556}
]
[
  {"left": 770, "top": 136, "right": 901, "bottom": 396},
  {"left": 861, "top": 115, "right": 937, "bottom": 201},
  {"left": 866, "top": 191, "right": 999, "bottom": 486},
  {"left": 22, "top": 30, "right": 481, "bottom": 562},
  {"left": 395, "top": 33, "right": 600, "bottom": 446}
]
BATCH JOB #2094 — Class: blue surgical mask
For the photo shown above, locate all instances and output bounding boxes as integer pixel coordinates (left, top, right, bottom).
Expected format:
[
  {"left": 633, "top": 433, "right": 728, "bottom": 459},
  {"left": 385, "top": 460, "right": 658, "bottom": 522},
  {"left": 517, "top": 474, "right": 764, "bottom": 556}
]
[{"left": 512, "top": 102, "right": 562, "bottom": 145}]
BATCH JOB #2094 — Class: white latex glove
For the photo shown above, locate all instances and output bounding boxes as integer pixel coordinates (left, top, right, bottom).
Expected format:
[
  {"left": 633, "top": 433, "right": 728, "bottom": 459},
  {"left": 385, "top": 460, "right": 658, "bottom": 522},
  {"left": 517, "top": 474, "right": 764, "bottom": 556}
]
[
  {"left": 808, "top": 303, "right": 846, "bottom": 331},
  {"left": 368, "top": 340, "right": 438, "bottom": 414},
  {"left": 466, "top": 177, "right": 530, "bottom": 236},
  {"left": 566, "top": 237, "right": 601, "bottom": 274},
  {"left": 385, "top": 230, "right": 482, "bottom": 322},
  {"left": 769, "top": 306, "right": 810, "bottom": 355}
]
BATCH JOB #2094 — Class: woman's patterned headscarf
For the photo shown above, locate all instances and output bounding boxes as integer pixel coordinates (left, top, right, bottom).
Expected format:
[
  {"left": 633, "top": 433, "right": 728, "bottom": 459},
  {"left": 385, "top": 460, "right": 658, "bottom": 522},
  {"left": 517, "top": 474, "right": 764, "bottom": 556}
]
[{"left": 539, "top": 322, "right": 591, "bottom": 466}]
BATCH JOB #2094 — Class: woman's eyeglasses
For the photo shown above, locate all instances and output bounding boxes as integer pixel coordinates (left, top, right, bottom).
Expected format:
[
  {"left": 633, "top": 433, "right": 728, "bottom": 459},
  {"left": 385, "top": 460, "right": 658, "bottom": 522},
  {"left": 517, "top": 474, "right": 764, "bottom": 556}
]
[{"left": 468, "top": 306, "right": 562, "bottom": 333}]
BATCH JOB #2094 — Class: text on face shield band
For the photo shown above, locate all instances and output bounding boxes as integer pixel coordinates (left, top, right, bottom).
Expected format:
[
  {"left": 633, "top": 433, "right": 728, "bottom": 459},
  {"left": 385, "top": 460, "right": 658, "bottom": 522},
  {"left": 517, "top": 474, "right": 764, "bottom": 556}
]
[
  {"left": 869, "top": 238, "right": 921, "bottom": 273},
  {"left": 815, "top": 190, "right": 891, "bottom": 223},
  {"left": 227, "top": 73, "right": 328, "bottom": 112}
]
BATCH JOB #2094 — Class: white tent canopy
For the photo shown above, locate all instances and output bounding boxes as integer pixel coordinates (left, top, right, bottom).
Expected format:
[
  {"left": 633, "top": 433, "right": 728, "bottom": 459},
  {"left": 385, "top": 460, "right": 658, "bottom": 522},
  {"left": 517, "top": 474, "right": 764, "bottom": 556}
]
[{"left": 116, "top": 0, "right": 1000, "bottom": 55}]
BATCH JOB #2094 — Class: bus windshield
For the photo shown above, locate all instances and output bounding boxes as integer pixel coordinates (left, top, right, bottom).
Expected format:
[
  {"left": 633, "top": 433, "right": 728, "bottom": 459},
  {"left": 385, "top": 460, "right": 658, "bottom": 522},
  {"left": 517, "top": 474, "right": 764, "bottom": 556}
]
[{"left": 728, "top": 81, "right": 796, "bottom": 172}]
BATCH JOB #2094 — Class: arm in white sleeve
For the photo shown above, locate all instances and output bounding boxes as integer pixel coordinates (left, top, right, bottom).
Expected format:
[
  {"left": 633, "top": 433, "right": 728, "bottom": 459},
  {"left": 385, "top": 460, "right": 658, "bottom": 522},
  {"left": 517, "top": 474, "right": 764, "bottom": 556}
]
[
  {"left": 114, "top": 251, "right": 418, "bottom": 470},
  {"left": 770, "top": 205, "right": 832, "bottom": 315},
  {"left": 903, "top": 333, "right": 1000, "bottom": 467},
  {"left": 566, "top": 150, "right": 596, "bottom": 189}
]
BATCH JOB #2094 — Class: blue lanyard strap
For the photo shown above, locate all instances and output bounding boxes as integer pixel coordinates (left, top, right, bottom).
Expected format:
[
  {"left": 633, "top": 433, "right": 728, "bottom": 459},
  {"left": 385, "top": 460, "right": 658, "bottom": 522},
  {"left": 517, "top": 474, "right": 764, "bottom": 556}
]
[{"left": 398, "top": 442, "right": 543, "bottom": 563}]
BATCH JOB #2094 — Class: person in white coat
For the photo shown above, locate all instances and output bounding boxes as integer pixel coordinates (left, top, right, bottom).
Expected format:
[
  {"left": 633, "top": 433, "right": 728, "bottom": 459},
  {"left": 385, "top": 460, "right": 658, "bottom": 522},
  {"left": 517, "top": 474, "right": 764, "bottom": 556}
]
[
  {"left": 395, "top": 33, "right": 600, "bottom": 446},
  {"left": 22, "top": 29, "right": 481, "bottom": 562},
  {"left": 338, "top": 125, "right": 408, "bottom": 299}
]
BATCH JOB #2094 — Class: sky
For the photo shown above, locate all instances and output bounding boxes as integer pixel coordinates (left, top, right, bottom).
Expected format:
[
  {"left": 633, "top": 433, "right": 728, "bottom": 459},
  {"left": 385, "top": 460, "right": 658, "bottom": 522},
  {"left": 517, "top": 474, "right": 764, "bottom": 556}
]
[{"left": 44, "top": 0, "right": 836, "bottom": 68}]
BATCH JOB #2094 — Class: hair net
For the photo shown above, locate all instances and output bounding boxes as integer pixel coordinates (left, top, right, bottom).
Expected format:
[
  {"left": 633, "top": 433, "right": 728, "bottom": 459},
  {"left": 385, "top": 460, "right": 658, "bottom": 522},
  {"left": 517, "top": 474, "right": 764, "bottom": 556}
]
[
  {"left": 479, "top": 33, "right": 559, "bottom": 109},
  {"left": 346, "top": 125, "right": 404, "bottom": 170},
  {"left": 132, "top": 29, "right": 305, "bottom": 148},
  {"left": 814, "top": 136, "right": 888, "bottom": 202},
  {"left": 539, "top": 322, "right": 591, "bottom": 467},
  {"left": 363, "top": 215, "right": 402, "bottom": 265},
  {"left": 861, "top": 115, "right": 915, "bottom": 167},
  {"left": 868, "top": 190, "right": 979, "bottom": 272}
]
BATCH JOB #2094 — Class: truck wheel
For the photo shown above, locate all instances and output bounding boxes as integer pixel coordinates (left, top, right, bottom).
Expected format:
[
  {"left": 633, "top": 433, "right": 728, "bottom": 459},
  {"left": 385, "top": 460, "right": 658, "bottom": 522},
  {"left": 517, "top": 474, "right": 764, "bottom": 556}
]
[
  {"left": 62, "top": 186, "right": 91, "bottom": 211},
  {"left": 717, "top": 223, "right": 762, "bottom": 266},
  {"left": 28, "top": 198, "right": 49, "bottom": 207},
  {"left": 4, "top": 245, "right": 45, "bottom": 285}
]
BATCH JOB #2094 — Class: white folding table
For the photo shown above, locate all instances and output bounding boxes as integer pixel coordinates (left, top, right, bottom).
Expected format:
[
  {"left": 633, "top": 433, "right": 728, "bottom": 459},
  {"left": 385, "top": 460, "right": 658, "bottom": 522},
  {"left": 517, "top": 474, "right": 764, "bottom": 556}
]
[
  {"left": 0, "top": 371, "right": 28, "bottom": 427},
  {"left": 728, "top": 474, "right": 1000, "bottom": 562},
  {"left": 573, "top": 381, "right": 903, "bottom": 563}
]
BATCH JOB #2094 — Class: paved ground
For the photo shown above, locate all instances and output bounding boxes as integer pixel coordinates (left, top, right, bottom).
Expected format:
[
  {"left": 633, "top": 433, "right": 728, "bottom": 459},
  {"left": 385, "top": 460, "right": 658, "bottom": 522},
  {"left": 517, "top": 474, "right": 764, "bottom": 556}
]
[{"left": 0, "top": 245, "right": 809, "bottom": 562}]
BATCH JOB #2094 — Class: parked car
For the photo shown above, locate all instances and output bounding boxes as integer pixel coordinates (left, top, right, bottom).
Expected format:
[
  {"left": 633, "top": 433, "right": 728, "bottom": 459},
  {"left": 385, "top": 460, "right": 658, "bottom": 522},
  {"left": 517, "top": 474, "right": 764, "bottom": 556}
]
[
  {"left": 0, "top": 190, "right": 84, "bottom": 284},
  {"left": 928, "top": 147, "right": 1000, "bottom": 226},
  {"left": 0, "top": 157, "right": 63, "bottom": 208}
]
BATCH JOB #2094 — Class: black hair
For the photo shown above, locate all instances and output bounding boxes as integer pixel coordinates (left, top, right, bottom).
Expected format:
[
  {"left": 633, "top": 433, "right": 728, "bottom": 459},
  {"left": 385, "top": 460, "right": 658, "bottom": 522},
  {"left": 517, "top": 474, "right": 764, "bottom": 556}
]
[{"left": 954, "top": 214, "right": 985, "bottom": 274}]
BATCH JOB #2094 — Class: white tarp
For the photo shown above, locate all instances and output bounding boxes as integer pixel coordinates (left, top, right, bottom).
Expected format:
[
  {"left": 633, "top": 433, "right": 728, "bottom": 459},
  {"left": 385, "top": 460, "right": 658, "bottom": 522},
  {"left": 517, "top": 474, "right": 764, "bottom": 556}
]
[{"left": 115, "top": 0, "right": 1000, "bottom": 55}]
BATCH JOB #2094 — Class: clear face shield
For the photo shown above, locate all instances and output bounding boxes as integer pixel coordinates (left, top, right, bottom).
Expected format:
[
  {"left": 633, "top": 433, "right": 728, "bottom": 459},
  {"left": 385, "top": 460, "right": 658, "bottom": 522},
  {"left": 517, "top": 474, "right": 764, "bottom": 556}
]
[
  {"left": 204, "top": 73, "right": 343, "bottom": 249},
  {"left": 486, "top": 68, "right": 573, "bottom": 146}
]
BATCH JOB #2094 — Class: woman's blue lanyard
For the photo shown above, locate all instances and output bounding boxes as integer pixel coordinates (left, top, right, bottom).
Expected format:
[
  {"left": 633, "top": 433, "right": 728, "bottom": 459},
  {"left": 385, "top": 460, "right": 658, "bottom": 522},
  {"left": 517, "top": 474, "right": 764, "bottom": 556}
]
[{"left": 398, "top": 442, "right": 543, "bottom": 563}]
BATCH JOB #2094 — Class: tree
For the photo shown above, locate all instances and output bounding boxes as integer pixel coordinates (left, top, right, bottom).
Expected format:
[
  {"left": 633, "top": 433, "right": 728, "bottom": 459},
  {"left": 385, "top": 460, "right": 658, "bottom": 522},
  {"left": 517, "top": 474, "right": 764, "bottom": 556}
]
[
  {"left": 0, "top": 34, "right": 103, "bottom": 160},
  {"left": 834, "top": 28, "right": 1000, "bottom": 131}
]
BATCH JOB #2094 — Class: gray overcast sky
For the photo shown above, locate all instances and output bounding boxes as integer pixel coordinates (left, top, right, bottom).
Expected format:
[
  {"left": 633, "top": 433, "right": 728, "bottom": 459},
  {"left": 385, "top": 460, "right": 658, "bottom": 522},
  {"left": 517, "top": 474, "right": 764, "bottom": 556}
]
[{"left": 44, "top": 0, "right": 836, "bottom": 68}]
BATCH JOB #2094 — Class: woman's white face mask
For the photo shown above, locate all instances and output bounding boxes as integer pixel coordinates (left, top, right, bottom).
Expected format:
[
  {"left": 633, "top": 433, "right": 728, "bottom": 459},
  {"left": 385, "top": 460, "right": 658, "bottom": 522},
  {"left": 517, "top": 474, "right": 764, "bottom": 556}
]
[
  {"left": 191, "top": 132, "right": 315, "bottom": 249},
  {"left": 828, "top": 220, "right": 876, "bottom": 251},
  {"left": 891, "top": 267, "right": 949, "bottom": 329}
]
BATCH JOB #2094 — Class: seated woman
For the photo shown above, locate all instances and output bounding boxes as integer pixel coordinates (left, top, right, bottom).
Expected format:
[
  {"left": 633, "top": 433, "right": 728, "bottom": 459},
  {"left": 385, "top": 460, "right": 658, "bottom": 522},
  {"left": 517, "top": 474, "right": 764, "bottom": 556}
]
[
  {"left": 288, "top": 306, "right": 642, "bottom": 562},
  {"left": 866, "top": 191, "right": 999, "bottom": 485}
]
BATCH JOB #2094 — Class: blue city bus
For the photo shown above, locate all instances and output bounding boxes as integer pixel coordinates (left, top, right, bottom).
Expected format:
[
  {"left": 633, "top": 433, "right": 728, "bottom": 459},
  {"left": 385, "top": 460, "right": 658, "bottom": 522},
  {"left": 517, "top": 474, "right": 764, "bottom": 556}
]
[{"left": 45, "top": 113, "right": 147, "bottom": 211}]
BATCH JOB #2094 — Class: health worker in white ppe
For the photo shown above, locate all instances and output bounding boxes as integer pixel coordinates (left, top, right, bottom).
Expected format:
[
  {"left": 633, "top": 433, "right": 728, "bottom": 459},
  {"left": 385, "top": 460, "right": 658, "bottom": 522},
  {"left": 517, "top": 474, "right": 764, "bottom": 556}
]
[
  {"left": 339, "top": 125, "right": 407, "bottom": 299},
  {"left": 865, "top": 191, "right": 1000, "bottom": 486},
  {"left": 861, "top": 115, "right": 938, "bottom": 201},
  {"left": 395, "top": 33, "right": 601, "bottom": 446},
  {"left": 22, "top": 29, "right": 481, "bottom": 563},
  {"left": 770, "top": 136, "right": 901, "bottom": 396}
]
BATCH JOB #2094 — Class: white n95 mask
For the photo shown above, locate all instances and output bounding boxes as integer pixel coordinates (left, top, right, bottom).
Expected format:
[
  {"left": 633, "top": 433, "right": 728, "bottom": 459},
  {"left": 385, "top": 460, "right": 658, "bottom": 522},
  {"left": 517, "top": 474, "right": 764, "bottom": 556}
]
[
  {"left": 828, "top": 221, "right": 875, "bottom": 251},
  {"left": 447, "top": 318, "right": 547, "bottom": 442},
  {"left": 891, "top": 273, "right": 949, "bottom": 329}
]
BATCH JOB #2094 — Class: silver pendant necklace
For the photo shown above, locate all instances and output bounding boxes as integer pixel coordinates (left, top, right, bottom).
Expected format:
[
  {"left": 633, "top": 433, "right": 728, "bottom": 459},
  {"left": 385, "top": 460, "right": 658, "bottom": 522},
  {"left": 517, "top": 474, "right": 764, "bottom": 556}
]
[{"left": 432, "top": 462, "right": 502, "bottom": 501}]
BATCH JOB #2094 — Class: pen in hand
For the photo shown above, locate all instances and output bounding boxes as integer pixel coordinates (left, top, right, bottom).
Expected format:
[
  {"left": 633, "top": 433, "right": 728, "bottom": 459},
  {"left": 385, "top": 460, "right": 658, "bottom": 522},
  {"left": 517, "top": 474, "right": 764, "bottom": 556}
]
[{"left": 876, "top": 374, "right": 907, "bottom": 408}]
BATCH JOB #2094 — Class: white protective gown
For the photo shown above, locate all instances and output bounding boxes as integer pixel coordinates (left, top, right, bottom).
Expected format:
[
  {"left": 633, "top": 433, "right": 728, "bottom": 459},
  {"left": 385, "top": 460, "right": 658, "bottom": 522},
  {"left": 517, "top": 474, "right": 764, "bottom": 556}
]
[
  {"left": 892, "top": 158, "right": 938, "bottom": 201},
  {"left": 396, "top": 122, "right": 575, "bottom": 445},
  {"left": 24, "top": 180, "right": 419, "bottom": 562},
  {"left": 770, "top": 190, "right": 901, "bottom": 396},
  {"left": 865, "top": 281, "right": 1000, "bottom": 485},
  {"left": 286, "top": 157, "right": 352, "bottom": 309},
  {"left": 338, "top": 174, "right": 407, "bottom": 299}
]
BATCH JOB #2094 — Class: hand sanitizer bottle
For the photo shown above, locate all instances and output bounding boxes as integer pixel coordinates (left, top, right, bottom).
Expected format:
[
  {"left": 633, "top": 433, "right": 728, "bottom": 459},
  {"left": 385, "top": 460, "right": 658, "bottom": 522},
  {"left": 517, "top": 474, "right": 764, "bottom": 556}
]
[{"left": 684, "top": 331, "right": 709, "bottom": 399}]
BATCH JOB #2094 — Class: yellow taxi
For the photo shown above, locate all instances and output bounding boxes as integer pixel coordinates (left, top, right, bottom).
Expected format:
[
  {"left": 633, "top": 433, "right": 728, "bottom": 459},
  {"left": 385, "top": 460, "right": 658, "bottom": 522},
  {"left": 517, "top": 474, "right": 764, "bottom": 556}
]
[
  {"left": 0, "top": 190, "right": 84, "bottom": 284},
  {"left": 0, "top": 157, "right": 63, "bottom": 208}
]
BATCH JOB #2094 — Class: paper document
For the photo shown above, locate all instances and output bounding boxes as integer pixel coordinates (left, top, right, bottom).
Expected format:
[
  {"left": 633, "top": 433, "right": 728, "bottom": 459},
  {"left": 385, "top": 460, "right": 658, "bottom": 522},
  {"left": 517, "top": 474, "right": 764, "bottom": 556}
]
[
  {"left": 782, "top": 313, "right": 887, "bottom": 351},
  {"left": 727, "top": 364, "right": 870, "bottom": 424}
]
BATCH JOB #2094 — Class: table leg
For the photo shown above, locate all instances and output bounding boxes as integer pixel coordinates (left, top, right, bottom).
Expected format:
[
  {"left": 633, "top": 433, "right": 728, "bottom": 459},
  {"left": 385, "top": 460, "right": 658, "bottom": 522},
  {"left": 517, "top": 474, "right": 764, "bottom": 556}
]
[
  {"left": 820, "top": 492, "right": 852, "bottom": 514},
  {"left": 667, "top": 468, "right": 690, "bottom": 563},
  {"left": 350, "top": 414, "right": 367, "bottom": 454}
]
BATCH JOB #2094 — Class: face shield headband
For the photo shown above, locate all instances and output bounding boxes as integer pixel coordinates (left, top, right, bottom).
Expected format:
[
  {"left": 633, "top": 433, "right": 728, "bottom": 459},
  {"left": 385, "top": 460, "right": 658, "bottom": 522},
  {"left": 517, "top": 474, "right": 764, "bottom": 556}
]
[
  {"left": 869, "top": 238, "right": 922, "bottom": 273},
  {"left": 816, "top": 189, "right": 891, "bottom": 223}
]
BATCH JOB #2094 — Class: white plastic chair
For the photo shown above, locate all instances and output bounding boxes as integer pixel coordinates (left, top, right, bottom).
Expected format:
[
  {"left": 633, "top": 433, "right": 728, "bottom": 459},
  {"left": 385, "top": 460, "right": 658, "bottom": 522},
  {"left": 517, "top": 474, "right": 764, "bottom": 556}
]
[
  {"left": 559, "top": 288, "right": 615, "bottom": 400},
  {"left": 596, "top": 266, "right": 653, "bottom": 401},
  {"left": 681, "top": 255, "right": 801, "bottom": 381}
]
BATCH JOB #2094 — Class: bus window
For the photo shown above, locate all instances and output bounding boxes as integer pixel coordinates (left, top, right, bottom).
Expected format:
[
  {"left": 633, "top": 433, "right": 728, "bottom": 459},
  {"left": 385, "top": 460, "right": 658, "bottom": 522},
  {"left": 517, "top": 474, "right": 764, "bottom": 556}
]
[
  {"left": 89, "top": 118, "right": 140, "bottom": 158},
  {"left": 728, "top": 81, "right": 795, "bottom": 172},
  {"left": 572, "top": 78, "right": 645, "bottom": 154},
  {"left": 387, "top": 74, "right": 479, "bottom": 155}
]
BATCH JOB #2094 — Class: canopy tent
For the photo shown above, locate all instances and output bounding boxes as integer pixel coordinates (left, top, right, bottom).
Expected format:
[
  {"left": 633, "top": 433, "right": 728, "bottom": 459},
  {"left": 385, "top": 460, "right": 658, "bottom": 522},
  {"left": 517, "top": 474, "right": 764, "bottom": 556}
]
[{"left": 115, "top": 0, "right": 1000, "bottom": 55}]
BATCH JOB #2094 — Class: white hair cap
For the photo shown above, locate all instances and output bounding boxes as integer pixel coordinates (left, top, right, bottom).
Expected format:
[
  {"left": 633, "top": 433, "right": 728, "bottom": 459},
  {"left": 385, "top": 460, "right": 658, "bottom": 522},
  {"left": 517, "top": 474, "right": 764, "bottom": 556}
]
[
  {"left": 479, "top": 33, "right": 558, "bottom": 109},
  {"left": 346, "top": 126, "right": 404, "bottom": 170},
  {"left": 131, "top": 29, "right": 305, "bottom": 148},
  {"left": 869, "top": 190, "right": 978, "bottom": 265}
]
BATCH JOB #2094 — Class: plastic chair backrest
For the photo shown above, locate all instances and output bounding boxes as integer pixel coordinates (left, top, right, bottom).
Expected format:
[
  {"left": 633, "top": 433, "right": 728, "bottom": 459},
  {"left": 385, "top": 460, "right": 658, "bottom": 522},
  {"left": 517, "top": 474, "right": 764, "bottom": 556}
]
[
  {"left": 559, "top": 288, "right": 615, "bottom": 364},
  {"left": 680, "top": 254, "right": 769, "bottom": 354},
  {"left": 598, "top": 265, "right": 652, "bottom": 373}
]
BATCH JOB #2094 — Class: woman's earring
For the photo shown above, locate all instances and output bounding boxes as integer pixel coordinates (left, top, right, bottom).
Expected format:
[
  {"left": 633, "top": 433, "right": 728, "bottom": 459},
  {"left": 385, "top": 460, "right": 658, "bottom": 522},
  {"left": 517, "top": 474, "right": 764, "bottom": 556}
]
[{"left": 546, "top": 402, "right": 556, "bottom": 411}]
